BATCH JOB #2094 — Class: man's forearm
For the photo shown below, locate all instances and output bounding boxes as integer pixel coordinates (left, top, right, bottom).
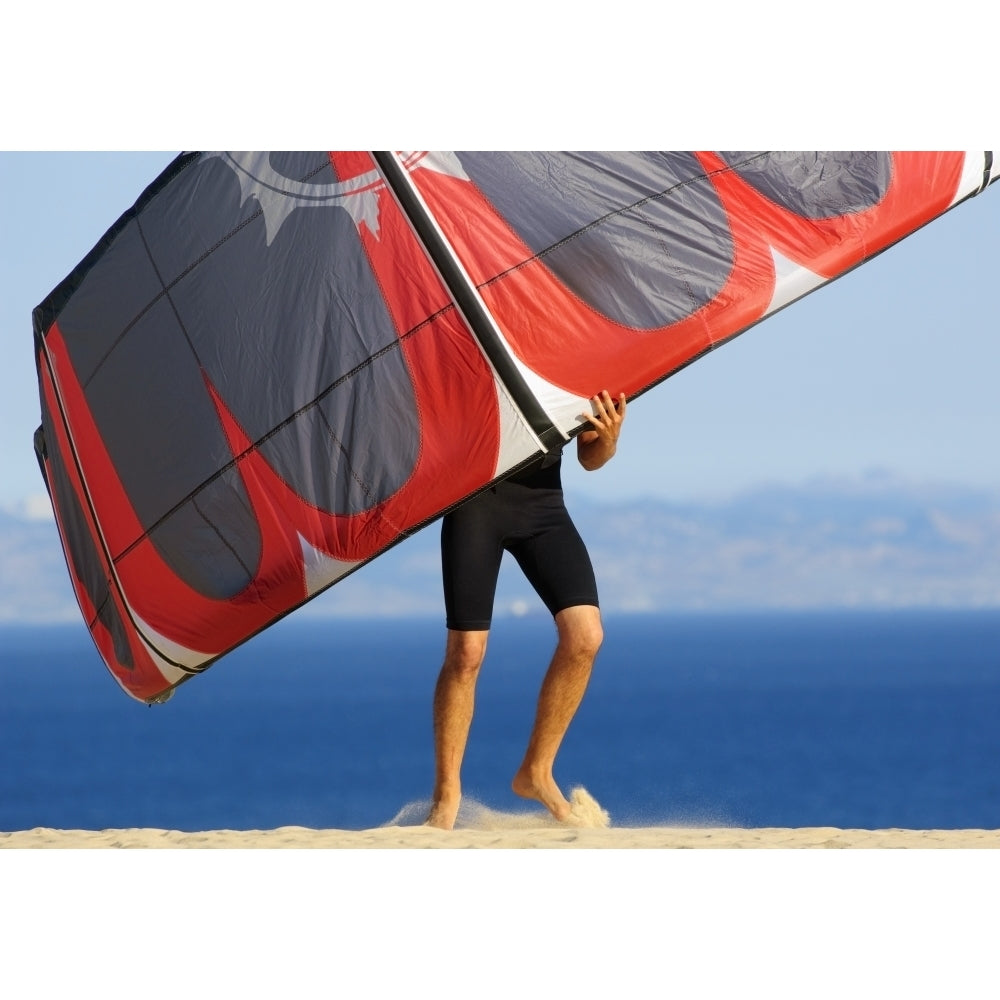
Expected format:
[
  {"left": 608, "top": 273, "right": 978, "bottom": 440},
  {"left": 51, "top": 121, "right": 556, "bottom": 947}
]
[{"left": 577, "top": 435, "right": 616, "bottom": 471}]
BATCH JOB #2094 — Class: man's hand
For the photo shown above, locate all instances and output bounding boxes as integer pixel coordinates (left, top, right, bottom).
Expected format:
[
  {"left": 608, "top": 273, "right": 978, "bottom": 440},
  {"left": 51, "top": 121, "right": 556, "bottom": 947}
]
[{"left": 577, "top": 391, "right": 626, "bottom": 471}]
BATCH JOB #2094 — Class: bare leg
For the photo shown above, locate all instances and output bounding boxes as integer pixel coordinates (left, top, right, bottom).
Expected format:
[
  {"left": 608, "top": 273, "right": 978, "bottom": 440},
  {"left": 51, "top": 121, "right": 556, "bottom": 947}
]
[
  {"left": 512, "top": 605, "right": 603, "bottom": 821},
  {"left": 426, "top": 629, "right": 489, "bottom": 830}
]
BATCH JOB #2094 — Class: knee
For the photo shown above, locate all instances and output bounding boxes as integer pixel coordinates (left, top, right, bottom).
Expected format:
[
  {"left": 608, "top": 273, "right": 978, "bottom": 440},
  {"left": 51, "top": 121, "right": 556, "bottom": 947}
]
[
  {"left": 576, "top": 621, "right": 604, "bottom": 660},
  {"left": 557, "top": 611, "right": 603, "bottom": 661},
  {"left": 442, "top": 631, "right": 488, "bottom": 679}
]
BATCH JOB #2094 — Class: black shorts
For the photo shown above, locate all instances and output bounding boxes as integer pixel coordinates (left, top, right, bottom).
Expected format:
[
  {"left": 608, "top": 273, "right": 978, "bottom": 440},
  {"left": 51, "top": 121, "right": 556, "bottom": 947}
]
[{"left": 441, "top": 478, "right": 599, "bottom": 631}]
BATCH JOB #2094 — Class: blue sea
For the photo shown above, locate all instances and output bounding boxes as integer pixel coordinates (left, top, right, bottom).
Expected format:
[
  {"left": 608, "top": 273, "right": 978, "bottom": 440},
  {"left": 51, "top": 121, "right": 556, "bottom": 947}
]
[{"left": 2, "top": 609, "right": 1000, "bottom": 832}]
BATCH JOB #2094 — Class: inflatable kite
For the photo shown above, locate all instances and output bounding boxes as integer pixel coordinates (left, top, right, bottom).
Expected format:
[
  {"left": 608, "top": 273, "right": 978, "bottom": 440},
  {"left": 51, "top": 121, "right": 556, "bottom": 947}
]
[{"left": 31, "top": 152, "right": 998, "bottom": 702}]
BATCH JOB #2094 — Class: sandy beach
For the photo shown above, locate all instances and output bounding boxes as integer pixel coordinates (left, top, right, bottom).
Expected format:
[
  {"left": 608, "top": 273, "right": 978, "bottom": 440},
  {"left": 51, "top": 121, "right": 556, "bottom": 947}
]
[
  {"left": 3, "top": 786, "right": 999, "bottom": 848},
  {"left": 3, "top": 824, "right": 999, "bottom": 848},
  {"left": 3, "top": 787, "right": 998, "bottom": 848}
]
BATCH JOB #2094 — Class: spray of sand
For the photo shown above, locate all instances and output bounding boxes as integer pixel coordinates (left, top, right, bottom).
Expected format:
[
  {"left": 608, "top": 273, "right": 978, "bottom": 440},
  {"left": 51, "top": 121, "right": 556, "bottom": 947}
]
[{"left": 386, "top": 787, "right": 610, "bottom": 831}]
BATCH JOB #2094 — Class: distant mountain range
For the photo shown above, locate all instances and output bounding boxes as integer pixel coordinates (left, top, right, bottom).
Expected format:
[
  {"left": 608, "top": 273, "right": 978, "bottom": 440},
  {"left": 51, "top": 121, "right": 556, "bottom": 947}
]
[{"left": 4, "top": 475, "right": 1000, "bottom": 626}]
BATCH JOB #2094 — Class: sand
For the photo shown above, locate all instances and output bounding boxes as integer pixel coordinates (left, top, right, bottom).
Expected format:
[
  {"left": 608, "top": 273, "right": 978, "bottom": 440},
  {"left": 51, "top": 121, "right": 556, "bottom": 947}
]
[
  {"left": 2, "top": 788, "right": 998, "bottom": 848},
  {"left": 3, "top": 825, "right": 999, "bottom": 848}
]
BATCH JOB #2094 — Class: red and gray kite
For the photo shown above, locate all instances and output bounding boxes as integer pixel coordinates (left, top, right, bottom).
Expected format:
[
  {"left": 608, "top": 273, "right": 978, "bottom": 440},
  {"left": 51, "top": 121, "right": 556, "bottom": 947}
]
[{"left": 32, "top": 151, "right": 998, "bottom": 702}]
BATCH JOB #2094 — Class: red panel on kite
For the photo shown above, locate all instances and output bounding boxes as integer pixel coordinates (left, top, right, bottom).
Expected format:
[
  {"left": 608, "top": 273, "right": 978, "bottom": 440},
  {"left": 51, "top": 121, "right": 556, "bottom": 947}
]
[{"left": 406, "top": 152, "right": 974, "bottom": 402}]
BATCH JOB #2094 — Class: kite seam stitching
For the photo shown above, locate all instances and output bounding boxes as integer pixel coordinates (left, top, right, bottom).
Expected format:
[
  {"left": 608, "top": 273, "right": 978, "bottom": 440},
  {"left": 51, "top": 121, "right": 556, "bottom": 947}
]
[
  {"left": 81, "top": 209, "right": 264, "bottom": 390},
  {"left": 192, "top": 494, "right": 258, "bottom": 589},
  {"left": 140, "top": 149, "right": 351, "bottom": 358},
  {"left": 478, "top": 152, "right": 767, "bottom": 294},
  {"left": 321, "top": 184, "right": 430, "bottom": 532},
  {"left": 112, "top": 323, "right": 442, "bottom": 564},
  {"left": 636, "top": 203, "right": 702, "bottom": 315},
  {"left": 316, "top": 407, "right": 382, "bottom": 512}
]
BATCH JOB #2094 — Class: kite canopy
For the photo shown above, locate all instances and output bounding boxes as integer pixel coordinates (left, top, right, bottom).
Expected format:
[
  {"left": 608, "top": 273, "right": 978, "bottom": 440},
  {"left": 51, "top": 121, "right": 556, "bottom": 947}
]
[{"left": 32, "top": 151, "right": 997, "bottom": 703}]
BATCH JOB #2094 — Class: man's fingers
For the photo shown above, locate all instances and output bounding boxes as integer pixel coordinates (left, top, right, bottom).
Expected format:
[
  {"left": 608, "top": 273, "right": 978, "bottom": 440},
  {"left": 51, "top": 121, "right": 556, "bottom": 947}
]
[
  {"left": 583, "top": 391, "right": 626, "bottom": 430},
  {"left": 596, "top": 392, "right": 624, "bottom": 418}
]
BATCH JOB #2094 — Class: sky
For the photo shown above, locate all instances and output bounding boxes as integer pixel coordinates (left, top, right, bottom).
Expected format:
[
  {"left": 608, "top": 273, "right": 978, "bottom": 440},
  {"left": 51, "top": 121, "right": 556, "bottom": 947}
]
[{"left": 2, "top": 151, "right": 999, "bottom": 514}]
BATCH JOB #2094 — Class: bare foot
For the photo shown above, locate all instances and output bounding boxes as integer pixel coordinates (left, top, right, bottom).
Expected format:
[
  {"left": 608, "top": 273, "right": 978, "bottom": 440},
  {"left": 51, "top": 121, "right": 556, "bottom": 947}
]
[
  {"left": 425, "top": 791, "right": 461, "bottom": 830},
  {"left": 511, "top": 767, "right": 572, "bottom": 822}
]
